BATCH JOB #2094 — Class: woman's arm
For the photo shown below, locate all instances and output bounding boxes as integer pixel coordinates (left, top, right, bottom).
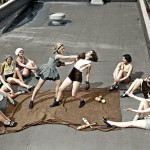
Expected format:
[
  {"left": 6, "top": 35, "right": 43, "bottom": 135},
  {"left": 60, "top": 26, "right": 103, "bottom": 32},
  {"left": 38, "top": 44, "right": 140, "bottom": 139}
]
[
  {"left": 120, "top": 64, "right": 133, "bottom": 82},
  {"left": 55, "top": 54, "right": 78, "bottom": 60},
  {"left": 16, "top": 59, "right": 36, "bottom": 70},
  {"left": 85, "top": 64, "right": 92, "bottom": 82},
  {"left": 0, "top": 63, "right": 5, "bottom": 75},
  {"left": 64, "top": 61, "right": 76, "bottom": 66}
]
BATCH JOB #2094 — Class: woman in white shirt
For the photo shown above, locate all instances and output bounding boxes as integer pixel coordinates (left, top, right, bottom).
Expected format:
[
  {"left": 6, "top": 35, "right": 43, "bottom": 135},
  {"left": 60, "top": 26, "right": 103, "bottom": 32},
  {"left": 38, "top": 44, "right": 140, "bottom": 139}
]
[{"left": 50, "top": 50, "right": 98, "bottom": 108}]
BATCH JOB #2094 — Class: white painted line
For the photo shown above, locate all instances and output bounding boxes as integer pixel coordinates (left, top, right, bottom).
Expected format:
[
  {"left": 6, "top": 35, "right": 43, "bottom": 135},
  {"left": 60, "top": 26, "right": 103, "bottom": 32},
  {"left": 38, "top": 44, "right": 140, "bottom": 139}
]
[
  {"left": 0, "top": 0, "right": 15, "bottom": 9},
  {"left": 139, "top": 0, "right": 150, "bottom": 40}
]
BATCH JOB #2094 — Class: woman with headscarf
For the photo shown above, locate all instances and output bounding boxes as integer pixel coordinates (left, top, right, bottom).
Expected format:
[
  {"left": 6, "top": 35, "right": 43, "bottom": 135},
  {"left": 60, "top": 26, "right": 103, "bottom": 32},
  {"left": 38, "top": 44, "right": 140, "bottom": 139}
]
[{"left": 15, "top": 48, "right": 38, "bottom": 79}]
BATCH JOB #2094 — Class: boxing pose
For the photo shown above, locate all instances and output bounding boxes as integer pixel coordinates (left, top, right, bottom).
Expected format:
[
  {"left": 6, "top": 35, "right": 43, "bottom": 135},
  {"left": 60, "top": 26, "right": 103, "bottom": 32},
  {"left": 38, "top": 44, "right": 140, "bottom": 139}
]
[
  {"left": 50, "top": 50, "right": 98, "bottom": 108},
  {"left": 29, "top": 43, "right": 77, "bottom": 109}
]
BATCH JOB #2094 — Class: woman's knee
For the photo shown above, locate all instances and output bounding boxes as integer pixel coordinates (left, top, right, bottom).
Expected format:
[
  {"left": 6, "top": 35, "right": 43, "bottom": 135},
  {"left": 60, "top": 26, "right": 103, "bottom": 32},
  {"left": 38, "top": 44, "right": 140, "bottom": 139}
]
[
  {"left": 72, "top": 92, "right": 77, "bottom": 98},
  {"left": 14, "top": 67, "right": 19, "bottom": 72},
  {"left": 27, "top": 61, "right": 34, "bottom": 66},
  {"left": 22, "top": 72, "right": 30, "bottom": 78},
  {"left": 56, "top": 80, "right": 62, "bottom": 87}
]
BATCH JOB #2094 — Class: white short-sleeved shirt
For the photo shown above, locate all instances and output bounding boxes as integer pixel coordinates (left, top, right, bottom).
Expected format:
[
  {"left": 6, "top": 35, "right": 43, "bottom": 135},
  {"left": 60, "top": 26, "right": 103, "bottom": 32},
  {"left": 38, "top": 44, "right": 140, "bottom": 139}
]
[{"left": 74, "top": 59, "right": 91, "bottom": 72}]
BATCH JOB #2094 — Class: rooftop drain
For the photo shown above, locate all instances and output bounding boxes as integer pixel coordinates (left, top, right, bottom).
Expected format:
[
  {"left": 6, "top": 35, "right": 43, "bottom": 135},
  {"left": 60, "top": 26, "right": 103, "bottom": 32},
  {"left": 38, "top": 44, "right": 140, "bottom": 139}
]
[{"left": 49, "top": 12, "right": 66, "bottom": 26}]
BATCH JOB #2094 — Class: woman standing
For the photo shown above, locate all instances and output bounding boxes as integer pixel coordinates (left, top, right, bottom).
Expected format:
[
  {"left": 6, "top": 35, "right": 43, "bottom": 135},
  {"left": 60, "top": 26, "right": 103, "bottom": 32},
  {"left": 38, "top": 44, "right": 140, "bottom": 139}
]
[
  {"left": 29, "top": 43, "right": 78, "bottom": 109},
  {"left": 50, "top": 50, "right": 98, "bottom": 108}
]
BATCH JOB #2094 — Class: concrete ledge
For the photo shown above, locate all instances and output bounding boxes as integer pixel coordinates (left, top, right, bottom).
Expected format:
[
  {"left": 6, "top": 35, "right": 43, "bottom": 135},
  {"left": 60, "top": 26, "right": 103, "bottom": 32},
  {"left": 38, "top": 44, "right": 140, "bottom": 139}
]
[
  {"left": 0, "top": 0, "right": 32, "bottom": 22},
  {"left": 139, "top": 0, "right": 150, "bottom": 40},
  {"left": 138, "top": 0, "right": 150, "bottom": 56}
]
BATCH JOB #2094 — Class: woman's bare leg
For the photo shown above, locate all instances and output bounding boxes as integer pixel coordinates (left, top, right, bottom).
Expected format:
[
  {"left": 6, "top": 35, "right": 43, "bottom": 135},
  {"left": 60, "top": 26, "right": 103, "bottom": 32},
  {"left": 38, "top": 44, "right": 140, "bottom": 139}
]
[
  {"left": 72, "top": 81, "right": 81, "bottom": 100},
  {"left": 29, "top": 78, "right": 45, "bottom": 109},
  {"left": 55, "top": 77, "right": 72, "bottom": 102},
  {"left": 0, "top": 85, "right": 16, "bottom": 103},
  {"left": 107, "top": 119, "right": 146, "bottom": 129},
  {"left": 0, "top": 111, "right": 10, "bottom": 123},
  {"left": 26, "top": 61, "right": 38, "bottom": 77},
  {"left": 13, "top": 68, "right": 24, "bottom": 83},
  {"left": 55, "top": 80, "right": 62, "bottom": 98},
  {"left": 125, "top": 78, "right": 142, "bottom": 94},
  {"left": 113, "top": 70, "right": 123, "bottom": 85},
  {"left": 50, "top": 77, "right": 72, "bottom": 107},
  {"left": 31, "top": 78, "right": 45, "bottom": 102},
  {"left": 7, "top": 77, "right": 30, "bottom": 89},
  {"left": 72, "top": 81, "right": 85, "bottom": 108}
]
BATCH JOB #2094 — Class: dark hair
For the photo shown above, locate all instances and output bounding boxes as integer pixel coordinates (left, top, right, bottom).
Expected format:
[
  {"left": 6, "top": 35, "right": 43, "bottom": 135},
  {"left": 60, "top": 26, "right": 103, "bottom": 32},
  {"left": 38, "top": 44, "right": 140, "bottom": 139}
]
[
  {"left": 5, "top": 55, "right": 13, "bottom": 61},
  {"left": 77, "top": 52, "right": 86, "bottom": 60},
  {"left": 123, "top": 54, "right": 132, "bottom": 63},
  {"left": 146, "top": 77, "right": 150, "bottom": 87},
  {"left": 77, "top": 50, "right": 98, "bottom": 62},
  {"left": 89, "top": 50, "right": 98, "bottom": 62}
]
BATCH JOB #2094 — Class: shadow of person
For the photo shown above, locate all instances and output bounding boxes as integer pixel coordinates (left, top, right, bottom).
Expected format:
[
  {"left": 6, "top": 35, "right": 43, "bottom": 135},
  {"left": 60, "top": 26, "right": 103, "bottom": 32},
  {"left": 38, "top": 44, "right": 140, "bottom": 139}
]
[
  {"left": 131, "top": 71, "right": 144, "bottom": 81},
  {"left": 48, "top": 20, "right": 72, "bottom": 26},
  {"left": 81, "top": 82, "right": 103, "bottom": 89}
]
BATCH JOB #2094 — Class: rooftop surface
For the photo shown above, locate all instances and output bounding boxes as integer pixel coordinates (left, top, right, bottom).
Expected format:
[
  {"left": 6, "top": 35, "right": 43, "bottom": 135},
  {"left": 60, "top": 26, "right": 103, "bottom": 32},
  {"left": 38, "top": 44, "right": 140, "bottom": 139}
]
[{"left": 0, "top": 1, "right": 150, "bottom": 150}]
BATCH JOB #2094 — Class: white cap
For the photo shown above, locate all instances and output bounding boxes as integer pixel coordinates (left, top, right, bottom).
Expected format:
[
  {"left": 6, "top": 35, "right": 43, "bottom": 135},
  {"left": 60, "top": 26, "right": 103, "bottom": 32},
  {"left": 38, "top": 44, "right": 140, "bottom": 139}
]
[{"left": 15, "top": 48, "right": 23, "bottom": 56}]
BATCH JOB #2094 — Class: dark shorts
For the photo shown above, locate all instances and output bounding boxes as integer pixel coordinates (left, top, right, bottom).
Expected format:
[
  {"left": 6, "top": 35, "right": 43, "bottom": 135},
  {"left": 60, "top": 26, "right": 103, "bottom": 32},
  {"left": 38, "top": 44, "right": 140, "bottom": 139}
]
[
  {"left": 68, "top": 67, "right": 82, "bottom": 83},
  {"left": 4, "top": 73, "right": 14, "bottom": 80}
]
